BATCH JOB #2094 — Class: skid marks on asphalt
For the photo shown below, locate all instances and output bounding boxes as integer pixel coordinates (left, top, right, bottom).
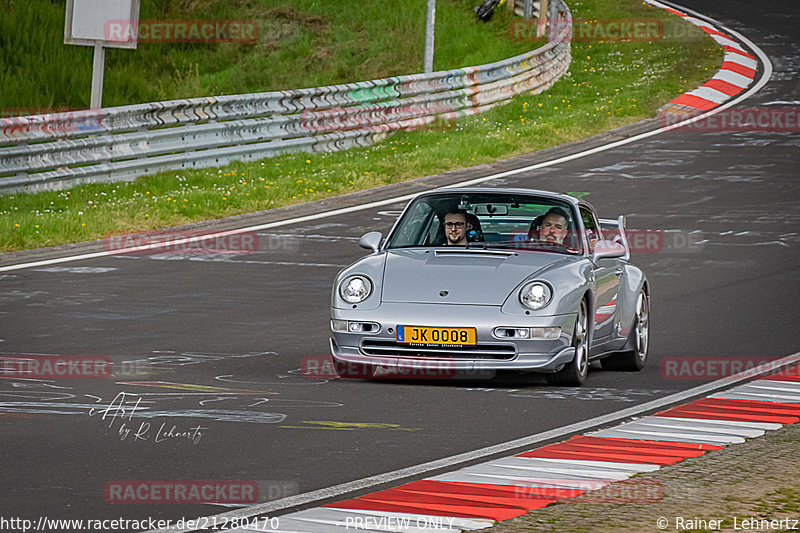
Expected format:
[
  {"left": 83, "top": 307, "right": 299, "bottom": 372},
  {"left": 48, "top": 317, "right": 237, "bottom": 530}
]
[
  {"left": 0, "top": 383, "right": 343, "bottom": 425},
  {"left": 460, "top": 386, "right": 668, "bottom": 402},
  {"left": 278, "top": 420, "right": 418, "bottom": 431},
  {"left": 0, "top": 350, "right": 343, "bottom": 426},
  {"left": 123, "top": 253, "right": 347, "bottom": 268},
  {"left": 215, "top": 372, "right": 331, "bottom": 386},
  {"left": 116, "top": 380, "right": 267, "bottom": 394},
  {"left": 34, "top": 266, "right": 118, "bottom": 274}
]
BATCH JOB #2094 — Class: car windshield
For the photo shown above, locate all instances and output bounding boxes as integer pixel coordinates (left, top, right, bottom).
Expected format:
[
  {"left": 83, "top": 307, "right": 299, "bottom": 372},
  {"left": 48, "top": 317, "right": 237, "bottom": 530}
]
[{"left": 385, "top": 192, "right": 583, "bottom": 254}]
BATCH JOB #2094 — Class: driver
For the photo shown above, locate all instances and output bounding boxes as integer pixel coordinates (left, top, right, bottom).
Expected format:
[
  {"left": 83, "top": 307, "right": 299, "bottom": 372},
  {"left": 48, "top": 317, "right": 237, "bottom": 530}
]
[
  {"left": 534, "top": 207, "right": 569, "bottom": 245},
  {"left": 443, "top": 210, "right": 468, "bottom": 246}
]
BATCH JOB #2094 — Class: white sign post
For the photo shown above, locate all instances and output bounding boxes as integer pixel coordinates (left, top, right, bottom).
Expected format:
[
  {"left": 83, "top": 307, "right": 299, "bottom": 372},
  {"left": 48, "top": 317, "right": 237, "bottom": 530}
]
[
  {"left": 64, "top": 0, "right": 140, "bottom": 109},
  {"left": 424, "top": 0, "right": 435, "bottom": 73}
]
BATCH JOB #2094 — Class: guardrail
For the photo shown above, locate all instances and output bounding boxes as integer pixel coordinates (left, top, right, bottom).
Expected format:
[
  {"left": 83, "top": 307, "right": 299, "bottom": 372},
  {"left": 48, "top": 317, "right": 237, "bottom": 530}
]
[
  {"left": 0, "top": 0, "right": 571, "bottom": 193},
  {"left": 510, "top": 0, "right": 549, "bottom": 20}
]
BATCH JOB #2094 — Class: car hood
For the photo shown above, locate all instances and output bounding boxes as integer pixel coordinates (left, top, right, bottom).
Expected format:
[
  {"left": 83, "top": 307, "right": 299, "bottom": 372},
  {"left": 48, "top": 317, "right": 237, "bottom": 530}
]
[{"left": 381, "top": 248, "right": 572, "bottom": 305}]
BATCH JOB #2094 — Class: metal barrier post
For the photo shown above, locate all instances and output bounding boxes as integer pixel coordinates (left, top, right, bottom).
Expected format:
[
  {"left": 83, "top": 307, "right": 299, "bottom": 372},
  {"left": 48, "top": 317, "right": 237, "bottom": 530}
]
[
  {"left": 424, "top": 0, "right": 436, "bottom": 73},
  {"left": 548, "top": 0, "right": 559, "bottom": 42},
  {"left": 90, "top": 43, "right": 105, "bottom": 109},
  {"left": 537, "top": 0, "right": 548, "bottom": 37}
]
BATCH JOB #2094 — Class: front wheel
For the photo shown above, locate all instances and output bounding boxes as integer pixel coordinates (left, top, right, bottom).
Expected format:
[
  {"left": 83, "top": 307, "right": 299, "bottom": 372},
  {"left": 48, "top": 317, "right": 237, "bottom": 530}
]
[
  {"left": 546, "top": 299, "right": 589, "bottom": 386},
  {"left": 601, "top": 289, "right": 649, "bottom": 371}
]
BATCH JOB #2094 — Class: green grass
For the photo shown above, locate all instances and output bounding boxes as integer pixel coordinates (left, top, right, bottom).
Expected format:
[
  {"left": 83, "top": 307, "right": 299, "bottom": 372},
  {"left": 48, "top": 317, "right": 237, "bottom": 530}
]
[
  {"left": 0, "top": 0, "right": 724, "bottom": 252},
  {"left": 0, "top": 0, "right": 530, "bottom": 110}
]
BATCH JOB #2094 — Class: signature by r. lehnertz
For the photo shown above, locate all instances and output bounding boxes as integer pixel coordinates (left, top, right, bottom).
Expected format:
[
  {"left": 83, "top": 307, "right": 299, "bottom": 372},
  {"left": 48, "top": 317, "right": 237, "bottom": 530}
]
[{"left": 88, "top": 391, "right": 206, "bottom": 444}]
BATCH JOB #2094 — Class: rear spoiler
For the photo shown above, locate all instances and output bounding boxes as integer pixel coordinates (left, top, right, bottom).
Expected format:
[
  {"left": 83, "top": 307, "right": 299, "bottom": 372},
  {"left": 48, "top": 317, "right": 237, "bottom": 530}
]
[{"left": 599, "top": 216, "right": 631, "bottom": 261}]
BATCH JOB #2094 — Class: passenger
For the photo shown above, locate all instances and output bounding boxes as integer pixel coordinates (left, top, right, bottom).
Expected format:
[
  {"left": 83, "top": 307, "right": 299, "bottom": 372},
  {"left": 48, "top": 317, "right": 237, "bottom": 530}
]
[
  {"left": 465, "top": 213, "right": 484, "bottom": 243},
  {"left": 532, "top": 207, "right": 569, "bottom": 245},
  {"left": 442, "top": 210, "right": 468, "bottom": 246}
]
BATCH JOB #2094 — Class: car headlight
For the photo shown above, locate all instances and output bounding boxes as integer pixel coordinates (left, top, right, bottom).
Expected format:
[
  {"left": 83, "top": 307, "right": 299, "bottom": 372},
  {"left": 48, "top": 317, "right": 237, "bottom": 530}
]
[
  {"left": 519, "top": 281, "right": 553, "bottom": 310},
  {"left": 339, "top": 275, "right": 373, "bottom": 304}
]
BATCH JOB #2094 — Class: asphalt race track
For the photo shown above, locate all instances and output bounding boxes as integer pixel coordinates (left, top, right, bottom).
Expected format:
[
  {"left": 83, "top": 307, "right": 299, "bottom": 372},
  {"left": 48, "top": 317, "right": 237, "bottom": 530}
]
[{"left": 1, "top": 0, "right": 798, "bottom": 529}]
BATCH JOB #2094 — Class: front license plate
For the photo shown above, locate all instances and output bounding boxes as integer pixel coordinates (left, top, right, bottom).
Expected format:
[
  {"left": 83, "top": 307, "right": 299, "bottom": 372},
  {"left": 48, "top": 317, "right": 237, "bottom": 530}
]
[{"left": 396, "top": 325, "right": 477, "bottom": 345}]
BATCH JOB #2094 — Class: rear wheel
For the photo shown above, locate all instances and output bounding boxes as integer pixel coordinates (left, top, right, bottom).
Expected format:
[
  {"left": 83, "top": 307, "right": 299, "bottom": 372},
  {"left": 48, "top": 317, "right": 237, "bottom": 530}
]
[
  {"left": 601, "top": 289, "right": 649, "bottom": 371},
  {"left": 546, "top": 299, "right": 589, "bottom": 386}
]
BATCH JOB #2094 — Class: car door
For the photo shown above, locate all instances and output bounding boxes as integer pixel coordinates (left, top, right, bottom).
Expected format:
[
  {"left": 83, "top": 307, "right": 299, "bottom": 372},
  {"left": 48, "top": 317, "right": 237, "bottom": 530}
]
[{"left": 581, "top": 206, "right": 620, "bottom": 340}]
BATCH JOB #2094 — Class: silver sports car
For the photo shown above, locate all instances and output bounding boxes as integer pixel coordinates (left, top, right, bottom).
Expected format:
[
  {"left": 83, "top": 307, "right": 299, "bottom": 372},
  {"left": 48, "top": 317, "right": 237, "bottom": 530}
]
[{"left": 329, "top": 188, "right": 649, "bottom": 385}]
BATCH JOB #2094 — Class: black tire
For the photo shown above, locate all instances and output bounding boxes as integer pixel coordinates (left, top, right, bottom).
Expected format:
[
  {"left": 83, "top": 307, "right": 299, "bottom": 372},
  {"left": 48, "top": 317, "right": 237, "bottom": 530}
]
[
  {"left": 332, "top": 360, "right": 376, "bottom": 379},
  {"left": 546, "top": 299, "right": 589, "bottom": 386},
  {"left": 601, "top": 289, "right": 650, "bottom": 371},
  {"left": 475, "top": 0, "right": 501, "bottom": 21}
]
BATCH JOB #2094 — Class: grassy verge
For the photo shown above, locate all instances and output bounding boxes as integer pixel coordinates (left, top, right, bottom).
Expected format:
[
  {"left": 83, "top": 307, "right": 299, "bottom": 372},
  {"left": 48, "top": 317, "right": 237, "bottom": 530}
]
[
  {"left": 0, "top": 0, "right": 530, "bottom": 110},
  {"left": 0, "top": 0, "right": 723, "bottom": 252}
]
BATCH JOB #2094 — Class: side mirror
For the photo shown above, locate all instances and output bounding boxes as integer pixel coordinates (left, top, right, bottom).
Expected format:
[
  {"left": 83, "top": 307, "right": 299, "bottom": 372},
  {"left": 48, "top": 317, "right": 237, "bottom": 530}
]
[
  {"left": 592, "top": 240, "right": 626, "bottom": 262},
  {"left": 359, "top": 231, "right": 383, "bottom": 253}
]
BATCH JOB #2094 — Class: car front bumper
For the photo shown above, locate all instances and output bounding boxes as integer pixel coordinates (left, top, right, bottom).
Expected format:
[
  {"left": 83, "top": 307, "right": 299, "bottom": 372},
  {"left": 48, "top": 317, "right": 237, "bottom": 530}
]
[{"left": 330, "top": 302, "right": 577, "bottom": 373}]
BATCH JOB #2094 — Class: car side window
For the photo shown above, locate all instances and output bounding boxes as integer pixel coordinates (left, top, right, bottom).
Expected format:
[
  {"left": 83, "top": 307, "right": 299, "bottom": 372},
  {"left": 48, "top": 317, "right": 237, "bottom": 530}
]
[
  {"left": 390, "top": 201, "right": 435, "bottom": 247},
  {"left": 580, "top": 207, "right": 602, "bottom": 253},
  {"left": 425, "top": 212, "right": 445, "bottom": 245}
]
